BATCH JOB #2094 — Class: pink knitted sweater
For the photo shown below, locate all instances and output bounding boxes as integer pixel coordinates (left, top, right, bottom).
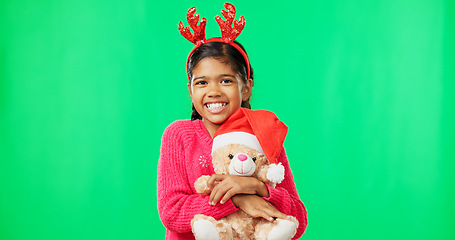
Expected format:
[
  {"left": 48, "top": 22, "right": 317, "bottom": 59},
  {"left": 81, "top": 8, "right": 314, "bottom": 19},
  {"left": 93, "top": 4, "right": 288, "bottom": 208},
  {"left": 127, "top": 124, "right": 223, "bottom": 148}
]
[{"left": 157, "top": 120, "right": 308, "bottom": 239}]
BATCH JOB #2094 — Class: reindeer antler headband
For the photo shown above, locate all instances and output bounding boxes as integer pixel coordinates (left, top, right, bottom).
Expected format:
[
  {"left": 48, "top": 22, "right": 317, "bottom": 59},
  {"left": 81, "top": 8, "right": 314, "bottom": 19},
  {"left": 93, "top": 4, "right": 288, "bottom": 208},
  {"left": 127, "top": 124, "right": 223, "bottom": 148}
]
[{"left": 178, "top": 3, "right": 250, "bottom": 80}]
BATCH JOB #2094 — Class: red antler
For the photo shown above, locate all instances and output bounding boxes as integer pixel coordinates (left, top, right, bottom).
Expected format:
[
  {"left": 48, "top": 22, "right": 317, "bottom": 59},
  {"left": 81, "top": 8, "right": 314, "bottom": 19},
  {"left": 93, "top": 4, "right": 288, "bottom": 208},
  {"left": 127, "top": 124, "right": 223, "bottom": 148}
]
[
  {"left": 178, "top": 7, "right": 207, "bottom": 45},
  {"left": 215, "top": 3, "right": 245, "bottom": 42}
]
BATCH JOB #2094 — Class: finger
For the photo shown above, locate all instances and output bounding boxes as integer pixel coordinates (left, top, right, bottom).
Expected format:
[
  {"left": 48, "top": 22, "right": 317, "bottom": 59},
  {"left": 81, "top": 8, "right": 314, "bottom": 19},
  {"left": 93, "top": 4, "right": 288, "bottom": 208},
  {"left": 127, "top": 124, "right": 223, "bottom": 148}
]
[
  {"left": 207, "top": 174, "right": 226, "bottom": 189},
  {"left": 263, "top": 205, "right": 289, "bottom": 220},
  {"left": 209, "top": 176, "right": 233, "bottom": 203},
  {"left": 208, "top": 181, "right": 222, "bottom": 203},
  {"left": 254, "top": 209, "right": 274, "bottom": 222},
  {"left": 219, "top": 188, "right": 238, "bottom": 204},
  {"left": 210, "top": 184, "right": 231, "bottom": 205}
]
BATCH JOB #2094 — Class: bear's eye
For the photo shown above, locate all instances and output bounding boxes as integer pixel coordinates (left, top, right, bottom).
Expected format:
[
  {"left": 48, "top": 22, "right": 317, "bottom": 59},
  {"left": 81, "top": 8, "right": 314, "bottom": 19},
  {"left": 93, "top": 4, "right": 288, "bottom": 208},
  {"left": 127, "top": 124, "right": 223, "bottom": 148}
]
[
  {"left": 228, "top": 154, "right": 234, "bottom": 159},
  {"left": 252, "top": 157, "right": 257, "bottom": 162}
]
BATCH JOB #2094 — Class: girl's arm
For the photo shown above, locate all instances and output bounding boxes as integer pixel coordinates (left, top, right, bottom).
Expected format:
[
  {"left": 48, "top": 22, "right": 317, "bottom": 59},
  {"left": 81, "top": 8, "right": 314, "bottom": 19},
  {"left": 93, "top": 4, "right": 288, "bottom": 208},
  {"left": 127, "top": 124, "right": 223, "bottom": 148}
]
[
  {"left": 157, "top": 122, "right": 238, "bottom": 233},
  {"left": 262, "top": 147, "right": 308, "bottom": 239},
  {"left": 206, "top": 147, "right": 308, "bottom": 238},
  {"left": 231, "top": 194, "right": 291, "bottom": 221}
]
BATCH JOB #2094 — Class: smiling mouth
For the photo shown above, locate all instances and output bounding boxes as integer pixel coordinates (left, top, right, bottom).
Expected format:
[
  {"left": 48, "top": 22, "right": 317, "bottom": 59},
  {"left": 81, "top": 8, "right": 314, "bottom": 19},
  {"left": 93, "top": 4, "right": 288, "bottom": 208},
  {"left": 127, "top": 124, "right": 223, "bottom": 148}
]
[
  {"left": 205, "top": 102, "right": 228, "bottom": 114},
  {"left": 233, "top": 166, "right": 253, "bottom": 175},
  {"left": 205, "top": 102, "right": 227, "bottom": 110}
]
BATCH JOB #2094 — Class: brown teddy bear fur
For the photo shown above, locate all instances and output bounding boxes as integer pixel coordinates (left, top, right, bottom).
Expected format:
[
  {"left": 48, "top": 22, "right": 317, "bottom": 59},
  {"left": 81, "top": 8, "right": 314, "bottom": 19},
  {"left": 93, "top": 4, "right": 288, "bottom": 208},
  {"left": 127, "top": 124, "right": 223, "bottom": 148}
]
[{"left": 192, "top": 144, "right": 298, "bottom": 240}]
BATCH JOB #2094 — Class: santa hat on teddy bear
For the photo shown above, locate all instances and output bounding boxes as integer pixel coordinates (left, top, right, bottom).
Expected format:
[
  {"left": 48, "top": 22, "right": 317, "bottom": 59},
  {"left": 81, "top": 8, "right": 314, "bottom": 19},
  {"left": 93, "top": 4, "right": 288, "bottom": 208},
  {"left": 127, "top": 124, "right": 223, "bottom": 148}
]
[{"left": 212, "top": 108, "right": 288, "bottom": 184}]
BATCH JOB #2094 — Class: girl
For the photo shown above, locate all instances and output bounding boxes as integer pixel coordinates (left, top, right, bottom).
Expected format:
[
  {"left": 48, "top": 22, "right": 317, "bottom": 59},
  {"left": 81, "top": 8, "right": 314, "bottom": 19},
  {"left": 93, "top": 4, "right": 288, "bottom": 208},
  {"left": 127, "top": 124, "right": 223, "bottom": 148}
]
[{"left": 158, "top": 4, "right": 307, "bottom": 239}]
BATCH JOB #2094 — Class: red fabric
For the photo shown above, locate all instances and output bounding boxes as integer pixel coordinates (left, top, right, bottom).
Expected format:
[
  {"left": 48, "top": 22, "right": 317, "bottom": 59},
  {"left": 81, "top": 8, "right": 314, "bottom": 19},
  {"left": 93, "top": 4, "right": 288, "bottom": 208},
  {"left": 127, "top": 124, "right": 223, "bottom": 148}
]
[
  {"left": 213, "top": 108, "right": 255, "bottom": 137},
  {"left": 158, "top": 120, "right": 307, "bottom": 239},
  {"left": 213, "top": 108, "right": 288, "bottom": 165}
]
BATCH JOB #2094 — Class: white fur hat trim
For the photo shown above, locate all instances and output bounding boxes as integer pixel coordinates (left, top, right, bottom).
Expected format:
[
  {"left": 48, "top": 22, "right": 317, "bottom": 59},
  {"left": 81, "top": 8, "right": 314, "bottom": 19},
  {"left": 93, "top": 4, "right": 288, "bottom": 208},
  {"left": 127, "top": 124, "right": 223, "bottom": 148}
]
[
  {"left": 267, "top": 163, "right": 285, "bottom": 184},
  {"left": 212, "top": 132, "right": 264, "bottom": 154}
]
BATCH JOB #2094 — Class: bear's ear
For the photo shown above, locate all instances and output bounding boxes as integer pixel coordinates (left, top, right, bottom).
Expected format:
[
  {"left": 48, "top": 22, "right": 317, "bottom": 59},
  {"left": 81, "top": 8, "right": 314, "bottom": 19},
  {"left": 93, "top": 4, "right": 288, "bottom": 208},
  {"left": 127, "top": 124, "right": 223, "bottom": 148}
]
[
  {"left": 256, "top": 165, "right": 276, "bottom": 188},
  {"left": 252, "top": 153, "right": 266, "bottom": 166}
]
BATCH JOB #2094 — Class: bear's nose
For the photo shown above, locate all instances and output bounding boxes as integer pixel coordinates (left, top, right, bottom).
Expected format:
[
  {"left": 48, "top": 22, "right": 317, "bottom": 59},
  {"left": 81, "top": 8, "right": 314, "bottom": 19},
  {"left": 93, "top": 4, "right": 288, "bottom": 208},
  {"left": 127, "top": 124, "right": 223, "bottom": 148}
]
[{"left": 238, "top": 154, "right": 248, "bottom": 161}]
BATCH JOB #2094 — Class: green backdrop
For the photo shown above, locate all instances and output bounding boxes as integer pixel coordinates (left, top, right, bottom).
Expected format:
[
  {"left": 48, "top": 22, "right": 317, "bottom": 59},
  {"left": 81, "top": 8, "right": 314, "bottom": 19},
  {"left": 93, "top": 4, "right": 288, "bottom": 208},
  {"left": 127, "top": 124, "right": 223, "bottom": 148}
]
[{"left": 1, "top": 0, "right": 454, "bottom": 239}]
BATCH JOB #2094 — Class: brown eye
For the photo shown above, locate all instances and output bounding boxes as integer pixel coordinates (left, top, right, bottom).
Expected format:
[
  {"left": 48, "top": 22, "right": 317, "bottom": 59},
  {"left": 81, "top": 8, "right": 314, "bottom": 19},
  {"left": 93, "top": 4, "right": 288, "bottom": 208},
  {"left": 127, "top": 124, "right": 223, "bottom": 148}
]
[
  {"left": 229, "top": 154, "right": 234, "bottom": 159},
  {"left": 252, "top": 157, "right": 257, "bottom": 162}
]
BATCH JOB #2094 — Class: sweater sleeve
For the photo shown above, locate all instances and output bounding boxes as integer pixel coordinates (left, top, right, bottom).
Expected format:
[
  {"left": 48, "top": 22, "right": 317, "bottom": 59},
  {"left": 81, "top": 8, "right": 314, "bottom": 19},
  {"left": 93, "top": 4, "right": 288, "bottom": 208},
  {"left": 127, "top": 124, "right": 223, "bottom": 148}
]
[
  {"left": 157, "top": 122, "right": 239, "bottom": 233},
  {"left": 263, "top": 147, "right": 308, "bottom": 239}
]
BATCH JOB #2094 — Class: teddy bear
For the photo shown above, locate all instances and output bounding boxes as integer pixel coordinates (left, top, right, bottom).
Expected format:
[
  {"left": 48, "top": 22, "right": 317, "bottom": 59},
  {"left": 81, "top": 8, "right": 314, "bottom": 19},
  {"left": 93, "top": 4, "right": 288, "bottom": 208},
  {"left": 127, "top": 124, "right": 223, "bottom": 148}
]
[{"left": 191, "top": 108, "right": 299, "bottom": 240}]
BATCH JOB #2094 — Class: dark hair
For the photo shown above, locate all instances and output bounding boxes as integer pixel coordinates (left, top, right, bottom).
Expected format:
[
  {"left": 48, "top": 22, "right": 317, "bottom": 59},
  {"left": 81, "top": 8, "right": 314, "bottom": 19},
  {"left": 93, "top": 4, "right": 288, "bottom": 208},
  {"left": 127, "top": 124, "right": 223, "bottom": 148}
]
[{"left": 187, "top": 40, "right": 254, "bottom": 120}]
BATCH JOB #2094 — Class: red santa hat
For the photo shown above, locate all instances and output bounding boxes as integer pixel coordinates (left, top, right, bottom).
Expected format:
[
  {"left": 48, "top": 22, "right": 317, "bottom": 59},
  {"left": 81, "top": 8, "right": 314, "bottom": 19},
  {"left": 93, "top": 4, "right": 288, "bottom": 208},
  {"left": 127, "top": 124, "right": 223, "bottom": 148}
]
[{"left": 212, "top": 108, "right": 288, "bottom": 183}]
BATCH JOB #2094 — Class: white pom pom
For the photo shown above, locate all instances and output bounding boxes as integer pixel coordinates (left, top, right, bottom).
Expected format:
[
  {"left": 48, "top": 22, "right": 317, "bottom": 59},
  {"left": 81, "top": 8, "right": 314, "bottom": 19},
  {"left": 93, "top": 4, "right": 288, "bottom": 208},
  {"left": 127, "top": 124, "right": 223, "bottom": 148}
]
[{"left": 267, "top": 163, "right": 285, "bottom": 184}]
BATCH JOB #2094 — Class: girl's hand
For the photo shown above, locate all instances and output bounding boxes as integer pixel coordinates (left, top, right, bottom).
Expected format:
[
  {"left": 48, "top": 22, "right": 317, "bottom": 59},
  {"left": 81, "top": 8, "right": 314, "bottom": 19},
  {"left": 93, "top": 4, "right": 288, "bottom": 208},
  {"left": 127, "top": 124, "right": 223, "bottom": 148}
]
[
  {"left": 207, "top": 174, "right": 269, "bottom": 205},
  {"left": 231, "top": 194, "right": 290, "bottom": 221}
]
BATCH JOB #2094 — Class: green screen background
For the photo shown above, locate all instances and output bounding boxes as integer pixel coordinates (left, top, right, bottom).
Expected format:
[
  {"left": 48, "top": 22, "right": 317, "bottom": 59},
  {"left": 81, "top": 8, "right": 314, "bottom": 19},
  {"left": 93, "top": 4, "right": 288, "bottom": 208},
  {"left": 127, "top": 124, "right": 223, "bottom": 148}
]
[{"left": 1, "top": 0, "right": 454, "bottom": 239}]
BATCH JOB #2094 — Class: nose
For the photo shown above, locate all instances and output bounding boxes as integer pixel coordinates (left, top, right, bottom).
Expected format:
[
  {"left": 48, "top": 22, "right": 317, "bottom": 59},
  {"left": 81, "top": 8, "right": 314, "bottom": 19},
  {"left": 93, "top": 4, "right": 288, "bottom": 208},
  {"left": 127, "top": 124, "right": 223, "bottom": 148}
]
[
  {"left": 207, "top": 83, "right": 221, "bottom": 97},
  {"left": 238, "top": 154, "right": 248, "bottom": 161}
]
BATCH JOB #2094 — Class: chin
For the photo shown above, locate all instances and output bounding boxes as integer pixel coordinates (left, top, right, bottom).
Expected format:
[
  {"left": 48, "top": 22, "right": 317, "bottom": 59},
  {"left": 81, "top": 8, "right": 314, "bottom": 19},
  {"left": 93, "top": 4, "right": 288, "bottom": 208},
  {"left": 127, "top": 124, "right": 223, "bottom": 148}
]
[{"left": 207, "top": 116, "right": 228, "bottom": 125}]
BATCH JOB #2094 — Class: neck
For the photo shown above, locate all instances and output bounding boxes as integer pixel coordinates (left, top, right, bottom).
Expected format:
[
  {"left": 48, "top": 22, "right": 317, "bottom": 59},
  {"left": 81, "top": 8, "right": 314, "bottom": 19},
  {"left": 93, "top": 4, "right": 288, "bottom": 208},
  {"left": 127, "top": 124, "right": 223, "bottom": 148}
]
[{"left": 202, "top": 119, "right": 221, "bottom": 138}]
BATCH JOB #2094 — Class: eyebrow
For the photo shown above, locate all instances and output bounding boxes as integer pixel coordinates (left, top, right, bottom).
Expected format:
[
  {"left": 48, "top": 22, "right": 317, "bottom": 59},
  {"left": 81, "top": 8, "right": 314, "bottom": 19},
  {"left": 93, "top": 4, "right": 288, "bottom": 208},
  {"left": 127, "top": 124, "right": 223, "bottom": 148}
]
[
  {"left": 193, "top": 74, "right": 237, "bottom": 81},
  {"left": 220, "top": 74, "right": 236, "bottom": 78},
  {"left": 193, "top": 76, "right": 206, "bottom": 81}
]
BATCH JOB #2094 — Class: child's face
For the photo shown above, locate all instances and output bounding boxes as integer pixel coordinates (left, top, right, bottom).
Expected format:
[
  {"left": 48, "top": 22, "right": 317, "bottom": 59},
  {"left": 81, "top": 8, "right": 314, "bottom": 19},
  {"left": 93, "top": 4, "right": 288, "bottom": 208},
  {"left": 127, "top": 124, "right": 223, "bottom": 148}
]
[{"left": 189, "top": 57, "right": 252, "bottom": 133}]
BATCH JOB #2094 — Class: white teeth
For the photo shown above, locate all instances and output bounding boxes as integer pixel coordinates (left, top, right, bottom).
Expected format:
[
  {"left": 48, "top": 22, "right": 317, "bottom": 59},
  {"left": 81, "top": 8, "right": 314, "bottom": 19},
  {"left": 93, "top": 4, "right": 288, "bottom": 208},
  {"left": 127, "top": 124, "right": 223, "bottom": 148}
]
[{"left": 206, "top": 103, "right": 226, "bottom": 109}]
